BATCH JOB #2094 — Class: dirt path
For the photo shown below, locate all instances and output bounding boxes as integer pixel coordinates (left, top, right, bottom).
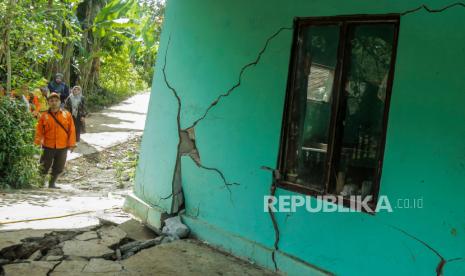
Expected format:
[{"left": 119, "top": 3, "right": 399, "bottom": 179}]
[
  {"left": 68, "top": 92, "right": 150, "bottom": 160},
  {"left": 0, "top": 93, "right": 150, "bottom": 230}
]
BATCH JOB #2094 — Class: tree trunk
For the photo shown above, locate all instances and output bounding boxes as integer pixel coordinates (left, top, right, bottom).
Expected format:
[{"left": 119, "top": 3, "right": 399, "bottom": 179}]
[
  {"left": 6, "top": 31, "right": 11, "bottom": 93},
  {"left": 78, "top": 0, "right": 103, "bottom": 94},
  {"left": 5, "top": 0, "right": 15, "bottom": 93},
  {"left": 62, "top": 25, "right": 74, "bottom": 85}
]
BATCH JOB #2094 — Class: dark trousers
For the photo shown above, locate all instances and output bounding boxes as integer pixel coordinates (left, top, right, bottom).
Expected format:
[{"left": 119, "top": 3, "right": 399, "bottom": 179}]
[
  {"left": 73, "top": 116, "right": 81, "bottom": 142},
  {"left": 40, "top": 147, "right": 68, "bottom": 177}
]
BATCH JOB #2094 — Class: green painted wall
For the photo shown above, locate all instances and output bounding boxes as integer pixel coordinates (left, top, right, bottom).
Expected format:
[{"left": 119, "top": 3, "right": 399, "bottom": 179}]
[{"left": 135, "top": 0, "right": 465, "bottom": 275}]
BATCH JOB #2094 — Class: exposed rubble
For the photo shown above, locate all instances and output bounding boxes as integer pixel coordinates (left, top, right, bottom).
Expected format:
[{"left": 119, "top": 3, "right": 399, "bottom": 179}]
[
  {"left": 0, "top": 217, "right": 276, "bottom": 275},
  {"left": 162, "top": 216, "right": 190, "bottom": 239},
  {"left": 0, "top": 219, "right": 174, "bottom": 275}
]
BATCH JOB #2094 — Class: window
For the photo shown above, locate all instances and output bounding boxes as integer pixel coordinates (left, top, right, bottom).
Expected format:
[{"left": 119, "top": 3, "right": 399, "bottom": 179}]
[{"left": 278, "top": 15, "right": 399, "bottom": 210}]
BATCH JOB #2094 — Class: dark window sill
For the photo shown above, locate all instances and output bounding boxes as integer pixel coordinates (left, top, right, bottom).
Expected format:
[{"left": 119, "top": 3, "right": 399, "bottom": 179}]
[{"left": 276, "top": 180, "right": 377, "bottom": 215}]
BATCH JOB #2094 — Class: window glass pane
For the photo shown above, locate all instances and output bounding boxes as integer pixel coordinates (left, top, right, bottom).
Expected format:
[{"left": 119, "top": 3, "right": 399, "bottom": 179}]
[
  {"left": 283, "top": 25, "right": 339, "bottom": 190},
  {"left": 333, "top": 24, "right": 395, "bottom": 199}
]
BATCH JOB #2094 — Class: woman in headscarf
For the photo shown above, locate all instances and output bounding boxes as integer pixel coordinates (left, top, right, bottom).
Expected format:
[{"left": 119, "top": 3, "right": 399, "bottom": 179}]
[
  {"left": 65, "top": 86, "right": 87, "bottom": 142},
  {"left": 48, "top": 73, "right": 70, "bottom": 104}
]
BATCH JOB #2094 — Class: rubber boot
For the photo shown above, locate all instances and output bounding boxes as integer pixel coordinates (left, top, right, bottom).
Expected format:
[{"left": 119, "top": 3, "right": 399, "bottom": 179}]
[{"left": 49, "top": 175, "right": 60, "bottom": 189}]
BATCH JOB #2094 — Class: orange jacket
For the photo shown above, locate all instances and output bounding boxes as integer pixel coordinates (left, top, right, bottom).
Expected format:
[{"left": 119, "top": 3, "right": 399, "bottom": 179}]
[{"left": 34, "top": 109, "right": 76, "bottom": 149}]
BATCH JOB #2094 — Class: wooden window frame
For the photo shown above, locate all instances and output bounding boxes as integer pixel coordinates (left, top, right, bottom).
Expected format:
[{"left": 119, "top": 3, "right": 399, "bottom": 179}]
[{"left": 277, "top": 15, "right": 400, "bottom": 213}]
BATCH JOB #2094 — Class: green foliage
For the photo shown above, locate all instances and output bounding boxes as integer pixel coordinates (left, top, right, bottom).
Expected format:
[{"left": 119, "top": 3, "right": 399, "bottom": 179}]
[
  {"left": 0, "top": 0, "right": 164, "bottom": 189},
  {"left": 79, "top": 0, "right": 163, "bottom": 111},
  {"left": 86, "top": 87, "right": 126, "bottom": 111},
  {"left": 0, "top": 97, "right": 41, "bottom": 189},
  {"left": 100, "top": 48, "right": 147, "bottom": 94},
  {"left": 0, "top": 0, "right": 82, "bottom": 88},
  {"left": 1, "top": 0, "right": 164, "bottom": 93},
  {"left": 86, "top": 46, "right": 147, "bottom": 111},
  {"left": 93, "top": 0, "right": 138, "bottom": 38}
]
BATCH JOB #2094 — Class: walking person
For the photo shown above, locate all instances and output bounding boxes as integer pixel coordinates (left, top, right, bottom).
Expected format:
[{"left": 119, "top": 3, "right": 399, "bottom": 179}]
[
  {"left": 65, "top": 86, "right": 87, "bottom": 142},
  {"left": 34, "top": 92, "right": 76, "bottom": 188},
  {"left": 48, "top": 73, "right": 69, "bottom": 105}
]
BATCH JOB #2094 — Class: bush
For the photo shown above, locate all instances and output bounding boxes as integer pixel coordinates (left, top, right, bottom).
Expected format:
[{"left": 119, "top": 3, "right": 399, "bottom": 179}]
[
  {"left": 100, "top": 49, "right": 147, "bottom": 96},
  {"left": 85, "top": 87, "right": 125, "bottom": 112},
  {"left": 0, "top": 96, "right": 41, "bottom": 189},
  {"left": 85, "top": 47, "right": 148, "bottom": 112}
]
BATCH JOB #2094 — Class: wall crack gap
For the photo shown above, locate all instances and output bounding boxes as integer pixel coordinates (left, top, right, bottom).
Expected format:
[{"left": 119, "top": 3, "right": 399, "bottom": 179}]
[
  {"left": 162, "top": 36, "right": 242, "bottom": 212},
  {"left": 262, "top": 166, "right": 281, "bottom": 272},
  {"left": 162, "top": 36, "right": 184, "bottom": 214}
]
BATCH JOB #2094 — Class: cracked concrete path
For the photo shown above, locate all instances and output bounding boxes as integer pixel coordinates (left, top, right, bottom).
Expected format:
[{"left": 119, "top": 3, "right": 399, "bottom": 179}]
[
  {"left": 0, "top": 220, "right": 277, "bottom": 276},
  {"left": 0, "top": 93, "right": 150, "bottom": 231}
]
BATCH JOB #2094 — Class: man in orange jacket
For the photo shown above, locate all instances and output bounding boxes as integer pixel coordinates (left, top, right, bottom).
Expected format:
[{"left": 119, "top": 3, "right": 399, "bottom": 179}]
[{"left": 34, "top": 93, "right": 76, "bottom": 188}]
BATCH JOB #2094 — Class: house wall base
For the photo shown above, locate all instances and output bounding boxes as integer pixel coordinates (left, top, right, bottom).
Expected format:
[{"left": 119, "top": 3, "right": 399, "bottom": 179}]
[
  {"left": 124, "top": 193, "right": 332, "bottom": 275},
  {"left": 123, "top": 192, "right": 169, "bottom": 233},
  {"left": 181, "top": 215, "right": 333, "bottom": 276}
]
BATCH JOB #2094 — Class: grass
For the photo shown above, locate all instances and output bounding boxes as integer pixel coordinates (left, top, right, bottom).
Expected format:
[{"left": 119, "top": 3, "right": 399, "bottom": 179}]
[{"left": 113, "top": 146, "right": 139, "bottom": 189}]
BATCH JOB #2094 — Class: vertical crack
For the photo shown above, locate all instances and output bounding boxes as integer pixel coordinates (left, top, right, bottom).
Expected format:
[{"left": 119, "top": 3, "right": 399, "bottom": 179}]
[
  {"left": 269, "top": 182, "right": 280, "bottom": 272},
  {"left": 159, "top": 26, "right": 293, "bottom": 210},
  {"left": 162, "top": 36, "right": 239, "bottom": 211},
  {"left": 186, "top": 26, "right": 293, "bottom": 130},
  {"left": 162, "top": 36, "right": 184, "bottom": 214},
  {"left": 262, "top": 166, "right": 281, "bottom": 272}
]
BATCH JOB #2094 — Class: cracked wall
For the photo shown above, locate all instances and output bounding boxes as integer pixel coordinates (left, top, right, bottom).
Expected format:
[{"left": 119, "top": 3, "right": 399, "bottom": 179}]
[{"left": 134, "top": 0, "right": 465, "bottom": 275}]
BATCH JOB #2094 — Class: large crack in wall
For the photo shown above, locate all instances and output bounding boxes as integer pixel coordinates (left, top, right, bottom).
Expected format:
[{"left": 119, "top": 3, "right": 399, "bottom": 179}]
[
  {"left": 159, "top": 27, "right": 292, "bottom": 271},
  {"left": 160, "top": 26, "right": 292, "bottom": 212},
  {"left": 161, "top": 37, "right": 240, "bottom": 209},
  {"left": 261, "top": 166, "right": 282, "bottom": 271},
  {"left": 161, "top": 37, "right": 185, "bottom": 214}
]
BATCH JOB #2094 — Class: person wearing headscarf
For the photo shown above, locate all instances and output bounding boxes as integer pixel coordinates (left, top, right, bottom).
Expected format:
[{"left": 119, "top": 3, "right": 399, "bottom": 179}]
[
  {"left": 65, "top": 86, "right": 87, "bottom": 142},
  {"left": 48, "top": 73, "right": 69, "bottom": 104}
]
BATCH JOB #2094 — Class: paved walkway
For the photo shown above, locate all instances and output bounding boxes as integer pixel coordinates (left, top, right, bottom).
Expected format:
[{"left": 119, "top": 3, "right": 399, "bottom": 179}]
[
  {"left": 0, "top": 92, "right": 150, "bottom": 231},
  {"left": 68, "top": 92, "right": 150, "bottom": 160}
]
